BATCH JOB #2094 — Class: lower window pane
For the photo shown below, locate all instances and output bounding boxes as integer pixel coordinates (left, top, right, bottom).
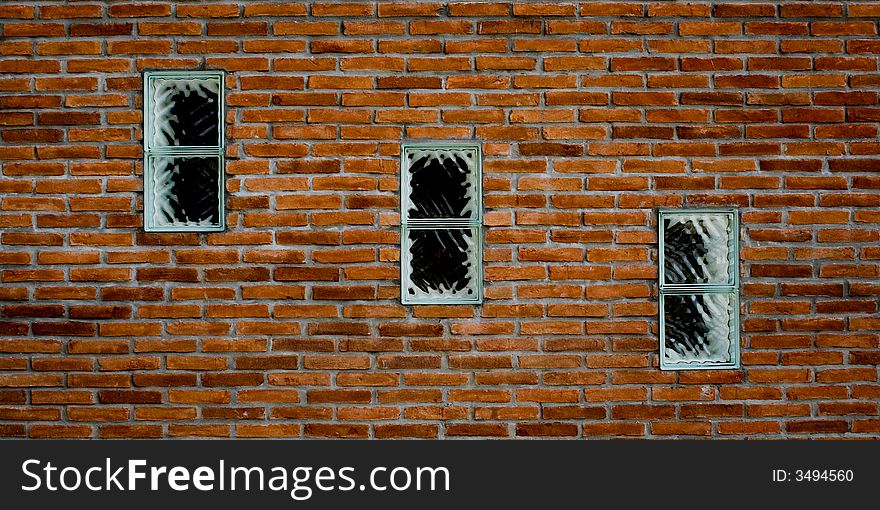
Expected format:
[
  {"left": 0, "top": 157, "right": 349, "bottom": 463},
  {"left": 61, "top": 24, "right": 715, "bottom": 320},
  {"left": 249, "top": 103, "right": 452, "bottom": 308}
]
[
  {"left": 662, "top": 292, "right": 737, "bottom": 368},
  {"left": 147, "top": 155, "right": 221, "bottom": 230},
  {"left": 403, "top": 227, "right": 479, "bottom": 303}
]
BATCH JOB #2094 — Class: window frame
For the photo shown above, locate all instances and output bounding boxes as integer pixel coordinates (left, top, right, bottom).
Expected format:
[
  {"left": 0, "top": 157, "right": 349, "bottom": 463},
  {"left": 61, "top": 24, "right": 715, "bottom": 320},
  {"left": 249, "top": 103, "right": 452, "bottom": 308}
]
[
  {"left": 399, "top": 143, "right": 483, "bottom": 305},
  {"left": 142, "top": 70, "right": 226, "bottom": 233},
  {"left": 657, "top": 207, "right": 740, "bottom": 370}
]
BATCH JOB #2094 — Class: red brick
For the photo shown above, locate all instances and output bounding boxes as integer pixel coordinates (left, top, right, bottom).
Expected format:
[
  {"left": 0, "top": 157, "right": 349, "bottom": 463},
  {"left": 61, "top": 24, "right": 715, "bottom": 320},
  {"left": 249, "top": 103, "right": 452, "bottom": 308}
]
[{"left": 0, "top": 4, "right": 876, "bottom": 440}]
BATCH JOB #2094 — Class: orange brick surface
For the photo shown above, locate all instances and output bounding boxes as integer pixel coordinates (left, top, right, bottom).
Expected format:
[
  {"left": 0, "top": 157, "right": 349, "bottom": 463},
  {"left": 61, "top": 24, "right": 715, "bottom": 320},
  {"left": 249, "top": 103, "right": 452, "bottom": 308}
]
[{"left": 0, "top": 1, "right": 878, "bottom": 438}]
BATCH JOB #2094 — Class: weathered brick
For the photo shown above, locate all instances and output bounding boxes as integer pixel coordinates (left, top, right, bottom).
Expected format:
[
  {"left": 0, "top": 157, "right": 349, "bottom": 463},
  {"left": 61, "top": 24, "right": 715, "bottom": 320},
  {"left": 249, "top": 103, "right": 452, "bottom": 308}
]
[{"left": 0, "top": 2, "right": 875, "bottom": 440}]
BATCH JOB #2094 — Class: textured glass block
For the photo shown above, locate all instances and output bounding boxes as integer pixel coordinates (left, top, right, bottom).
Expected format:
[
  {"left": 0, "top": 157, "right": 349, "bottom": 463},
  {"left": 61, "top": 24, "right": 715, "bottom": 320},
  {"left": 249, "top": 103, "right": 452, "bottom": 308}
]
[
  {"left": 404, "top": 147, "right": 478, "bottom": 220},
  {"left": 663, "top": 213, "right": 735, "bottom": 286},
  {"left": 663, "top": 293, "right": 735, "bottom": 365},
  {"left": 148, "top": 75, "right": 221, "bottom": 149},
  {"left": 147, "top": 156, "right": 221, "bottom": 229},
  {"left": 403, "top": 228, "right": 479, "bottom": 301}
]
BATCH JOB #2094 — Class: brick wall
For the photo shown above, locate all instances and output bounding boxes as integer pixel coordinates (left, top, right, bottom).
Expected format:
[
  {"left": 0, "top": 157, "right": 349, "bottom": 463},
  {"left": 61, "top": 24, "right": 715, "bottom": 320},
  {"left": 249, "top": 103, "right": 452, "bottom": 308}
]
[{"left": 1, "top": 1, "right": 878, "bottom": 439}]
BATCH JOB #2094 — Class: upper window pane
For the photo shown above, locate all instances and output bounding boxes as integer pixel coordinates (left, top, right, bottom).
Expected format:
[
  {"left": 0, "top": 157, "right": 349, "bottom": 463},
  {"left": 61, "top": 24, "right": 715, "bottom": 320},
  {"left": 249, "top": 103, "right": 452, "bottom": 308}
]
[
  {"left": 402, "top": 145, "right": 480, "bottom": 221},
  {"left": 146, "top": 72, "right": 223, "bottom": 150},
  {"left": 661, "top": 210, "right": 736, "bottom": 286}
]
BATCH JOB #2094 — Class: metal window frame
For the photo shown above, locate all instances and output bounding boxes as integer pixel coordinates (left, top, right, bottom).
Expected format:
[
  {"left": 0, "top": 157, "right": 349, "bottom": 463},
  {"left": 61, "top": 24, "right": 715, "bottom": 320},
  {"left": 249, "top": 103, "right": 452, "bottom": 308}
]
[
  {"left": 400, "top": 143, "right": 483, "bottom": 305},
  {"left": 143, "top": 70, "right": 225, "bottom": 232},
  {"left": 657, "top": 208, "right": 740, "bottom": 370}
]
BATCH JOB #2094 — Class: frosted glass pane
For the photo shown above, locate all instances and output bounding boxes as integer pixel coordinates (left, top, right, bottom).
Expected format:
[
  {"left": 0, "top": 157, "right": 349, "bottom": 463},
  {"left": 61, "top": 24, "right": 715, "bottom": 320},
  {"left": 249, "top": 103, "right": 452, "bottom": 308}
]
[
  {"left": 663, "top": 293, "right": 734, "bottom": 364},
  {"left": 149, "top": 76, "right": 221, "bottom": 148},
  {"left": 404, "top": 228, "right": 478, "bottom": 300},
  {"left": 405, "top": 147, "right": 478, "bottom": 220},
  {"left": 663, "top": 213, "right": 734, "bottom": 285},
  {"left": 149, "top": 156, "right": 220, "bottom": 228}
]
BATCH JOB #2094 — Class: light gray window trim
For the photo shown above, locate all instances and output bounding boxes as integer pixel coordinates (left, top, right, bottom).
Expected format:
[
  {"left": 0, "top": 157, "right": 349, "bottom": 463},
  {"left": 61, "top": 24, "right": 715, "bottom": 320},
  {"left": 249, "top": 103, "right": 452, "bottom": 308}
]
[
  {"left": 657, "top": 208, "right": 740, "bottom": 370},
  {"left": 142, "top": 70, "right": 225, "bottom": 232},
  {"left": 400, "top": 143, "right": 483, "bottom": 305}
]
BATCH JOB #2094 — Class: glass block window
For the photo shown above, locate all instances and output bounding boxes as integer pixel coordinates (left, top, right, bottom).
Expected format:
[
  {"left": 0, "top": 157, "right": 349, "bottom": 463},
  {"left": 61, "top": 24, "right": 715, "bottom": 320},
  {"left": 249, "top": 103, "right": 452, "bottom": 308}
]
[
  {"left": 400, "top": 144, "right": 482, "bottom": 305},
  {"left": 658, "top": 209, "right": 740, "bottom": 370},
  {"left": 143, "top": 71, "right": 225, "bottom": 232}
]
